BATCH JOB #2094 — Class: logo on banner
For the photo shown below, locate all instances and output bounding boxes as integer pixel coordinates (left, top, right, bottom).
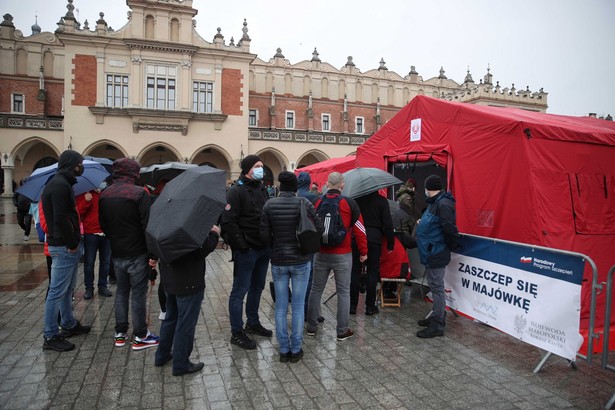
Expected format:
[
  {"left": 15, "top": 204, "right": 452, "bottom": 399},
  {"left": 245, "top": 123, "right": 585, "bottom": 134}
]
[
  {"left": 410, "top": 118, "right": 421, "bottom": 142},
  {"left": 520, "top": 256, "right": 532, "bottom": 264},
  {"left": 514, "top": 314, "right": 527, "bottom": 335}
]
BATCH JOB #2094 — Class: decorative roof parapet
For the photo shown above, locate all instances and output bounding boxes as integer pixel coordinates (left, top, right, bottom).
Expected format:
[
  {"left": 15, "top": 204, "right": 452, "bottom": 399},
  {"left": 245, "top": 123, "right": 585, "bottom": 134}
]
[{"left": 124, "top": 38, "right": 198, "bottom": 54}]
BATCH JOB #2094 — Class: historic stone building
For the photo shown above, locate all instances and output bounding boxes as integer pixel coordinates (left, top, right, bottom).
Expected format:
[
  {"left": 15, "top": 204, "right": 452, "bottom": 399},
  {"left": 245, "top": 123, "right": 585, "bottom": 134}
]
[{"left": 1, "top": 0, "right": 549, "bottom": 195}]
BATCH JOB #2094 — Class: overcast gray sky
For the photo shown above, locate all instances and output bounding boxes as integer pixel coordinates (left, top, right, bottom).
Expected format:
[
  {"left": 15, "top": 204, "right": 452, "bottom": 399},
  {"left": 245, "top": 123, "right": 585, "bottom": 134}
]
[{"left": 4, "top": 0, "right": 615, "bottom": 117}]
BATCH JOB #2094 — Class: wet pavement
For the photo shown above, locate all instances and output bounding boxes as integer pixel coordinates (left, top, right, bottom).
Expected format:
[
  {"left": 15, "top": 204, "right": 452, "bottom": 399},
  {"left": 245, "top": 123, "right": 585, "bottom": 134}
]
[{"left": 0, "top": 196, "right": 613, "bottom": 409}]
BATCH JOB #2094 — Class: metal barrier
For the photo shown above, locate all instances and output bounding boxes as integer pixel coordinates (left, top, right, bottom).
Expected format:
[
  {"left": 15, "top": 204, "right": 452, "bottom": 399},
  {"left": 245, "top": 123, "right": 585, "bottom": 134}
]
[
  {"left": 461, "top": 234, "right": 599, "bottom": 367},
  {"left": 602, "top": 264, "right": 615, "bottom": 371}
]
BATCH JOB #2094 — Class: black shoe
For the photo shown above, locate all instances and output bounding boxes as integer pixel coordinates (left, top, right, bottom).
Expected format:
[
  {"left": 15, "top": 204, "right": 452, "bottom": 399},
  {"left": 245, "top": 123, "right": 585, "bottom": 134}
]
[
  {"left": 98, "top": 287, "right": 112, "bottom": 297},
  {"left": 416, "top": 327, "right": 444, "bottom": 338},
  {"left": 172, "top": 361, "right": 204, "bottom": 376},
  {"left": 43, "top": 335, "right": 75, "bottom": 352},
  {"left": 418, "top": 317, "right": 432, "bottom": 327},
  {"left": 245, "top": 323, "right": 273, "bottom": 337},
  {"left": 230, "top": 331, "right": 257, "bottom": 350},
  {"left": 155, "top": 354, "right": 173, "bottom": 367},
  {"left": 290, "top": 349, "right": 304, "bottom": 363},
  {"left": 317, "top": 316, "right": 325, "bottom": 323},
  {"left": 84, "top": 288, "right": 94, "bottom": 300},
  {"left": 349, "top": 306, "right": 356, "bottom": 315},
  {"left": 60, "top": 321, "right": 92, "bottom": 338},
  {"left": 279, "top": 352, "right": 291, "bottom": 363},
  {"left": 365, "top": 306, "right": 379, "bottom": 316}
]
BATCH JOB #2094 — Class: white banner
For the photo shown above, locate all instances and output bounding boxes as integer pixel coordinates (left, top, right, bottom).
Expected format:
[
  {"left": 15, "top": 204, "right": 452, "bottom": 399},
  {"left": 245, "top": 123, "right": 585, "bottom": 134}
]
[
  {"left": 410, "top": 118, "right": 421, "bottom": 142},
  {"left": 444, "top": 236, "right": 585, "bottom": 361}
]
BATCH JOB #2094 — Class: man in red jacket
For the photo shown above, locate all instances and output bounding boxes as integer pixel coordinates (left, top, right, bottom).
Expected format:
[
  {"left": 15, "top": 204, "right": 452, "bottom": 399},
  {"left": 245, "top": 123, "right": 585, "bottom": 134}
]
[
  {"left": 306, "top": 172, "right": 368, "bottom": 341},
  {"left": 76, "top": 190, "right": 112, "bottom": 300}
]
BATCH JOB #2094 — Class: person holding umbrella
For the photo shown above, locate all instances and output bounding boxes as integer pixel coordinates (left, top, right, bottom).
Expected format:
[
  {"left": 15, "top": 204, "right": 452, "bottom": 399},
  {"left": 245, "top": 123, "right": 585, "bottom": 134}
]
[
  {"left": 41, "top": 150, "right": 92, "bottom": 352},
  {"left": 154, "top": 224, "right": 221, "bottom": 375},
  {"left": 221, "top": 154, "right": 272, "bottom": 350}
]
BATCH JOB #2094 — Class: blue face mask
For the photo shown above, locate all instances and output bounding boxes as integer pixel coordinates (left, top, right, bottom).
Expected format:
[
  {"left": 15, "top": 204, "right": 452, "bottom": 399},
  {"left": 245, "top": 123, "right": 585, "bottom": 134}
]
[{"left": 252, "top": 167, "right": 264, "bottom": 180}]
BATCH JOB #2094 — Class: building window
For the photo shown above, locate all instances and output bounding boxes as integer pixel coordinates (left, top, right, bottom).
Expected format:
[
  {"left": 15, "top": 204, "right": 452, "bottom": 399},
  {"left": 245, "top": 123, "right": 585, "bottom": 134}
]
[
  {"left": 322, "top": 113, "right": 331, "bottom": 131},
  {"left": 12, "top": 94, "right": 24, "bottom": 113},
  {"left": 286, "top": 110, "right": 295, "bottom": 129},
  {"left": 146, "top": 64, "right": 176, "bottom": 110},
  {"left": 355, "top": 117, "right": 364, "bottom": 134},
  {"left": 249, "top": 109, "right": 257, "bottom": 126},
  {"left": 106, "top": 75, "right": 129, "bottom": 107},
  {"left": 192, "top": 81, "right": 213, "bottom": 113}
]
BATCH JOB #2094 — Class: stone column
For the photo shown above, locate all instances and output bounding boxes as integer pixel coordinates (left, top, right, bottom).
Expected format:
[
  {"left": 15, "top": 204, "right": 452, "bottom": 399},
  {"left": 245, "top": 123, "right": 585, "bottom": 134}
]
[{"left": 1, "top": 153, "right": 15, "bottom": 197}]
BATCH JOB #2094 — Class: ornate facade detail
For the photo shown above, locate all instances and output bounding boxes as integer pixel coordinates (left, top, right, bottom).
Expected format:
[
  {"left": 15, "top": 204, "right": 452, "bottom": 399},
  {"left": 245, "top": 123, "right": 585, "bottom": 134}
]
[
  {"left": 131, "top": 57, "right": 143, "bottom": 64},
  {"left": 180, "top": 60, "right": 192, "bottom": 68}
]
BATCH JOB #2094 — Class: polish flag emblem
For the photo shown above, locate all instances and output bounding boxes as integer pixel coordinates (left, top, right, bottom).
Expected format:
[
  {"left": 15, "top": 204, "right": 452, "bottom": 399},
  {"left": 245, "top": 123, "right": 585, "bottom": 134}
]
[{"left": 520, "top": 256, "right": 532, "bottom": 263}]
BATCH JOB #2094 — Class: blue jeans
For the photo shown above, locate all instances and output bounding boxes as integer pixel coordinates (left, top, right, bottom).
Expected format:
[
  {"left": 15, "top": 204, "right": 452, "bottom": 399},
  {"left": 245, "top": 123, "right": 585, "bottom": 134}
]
[
  {"left": 113, "top": 254, "right": 150, "bottom": 338},
  {"left": 307, "top": 252, "right": 352, "bottom": 335},
  {"left": 83, "top": 234, "right": 111, "bottom": 289},
  {"left": 272, "top": 262, "right": 310, "bottom": 354},
  {"left": 228, "top": 247, "right": 271, "bottom": 334},
  {"left": 44, "top": 244, "right": 82, "bottom": 338},
  {"left": 156, "top": 290, "right": 204, "bottom": 373},
  {"left": 425, "top": 267, "right": 446, "bottom": 330}
]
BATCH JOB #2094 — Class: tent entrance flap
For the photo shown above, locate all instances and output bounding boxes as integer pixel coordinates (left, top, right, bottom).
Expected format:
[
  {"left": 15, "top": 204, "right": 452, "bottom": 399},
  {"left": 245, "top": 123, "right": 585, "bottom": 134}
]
[{"left": 390, "top": 159, "right": 446, "bottom": 208}]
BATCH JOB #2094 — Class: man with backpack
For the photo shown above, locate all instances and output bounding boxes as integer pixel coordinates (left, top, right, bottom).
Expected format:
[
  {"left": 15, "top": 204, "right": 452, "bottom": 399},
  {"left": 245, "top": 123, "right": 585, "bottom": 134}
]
[{"left": 306, "top": 172, "right": 368, "bottom": 341}]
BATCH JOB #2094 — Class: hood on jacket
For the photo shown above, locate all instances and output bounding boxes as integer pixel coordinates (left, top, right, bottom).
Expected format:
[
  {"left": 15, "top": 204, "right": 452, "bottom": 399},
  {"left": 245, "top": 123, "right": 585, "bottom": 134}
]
[
  {"left": 297, "top": 171, "right": 311, "bottom": 192},
  {"left": 57, "top": 150, "right": 84, "bottom": 174},
  {"left": 112, "top": 158, "right": 141, "bottom": 182}
]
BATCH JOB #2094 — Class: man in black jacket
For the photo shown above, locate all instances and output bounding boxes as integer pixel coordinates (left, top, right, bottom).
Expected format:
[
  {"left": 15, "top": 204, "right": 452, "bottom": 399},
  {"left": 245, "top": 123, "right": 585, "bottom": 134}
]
[
  {"left": 353, "top": 191, "right": 395, "bottom": 316},
  {"left": 155, "top": 224, "right": 220, "bottom": 376},
  {"left": 99, "top": 158, "right": 159, "bottom": 351},
  {"left": 221, "top": 154, "right": 272, "bottom": 350},
  {"left": 261, "top": 172, "right": 323, "bottom": 363},
  {"left": 41, "top": 150, "right": 91, "bottom": 352}
]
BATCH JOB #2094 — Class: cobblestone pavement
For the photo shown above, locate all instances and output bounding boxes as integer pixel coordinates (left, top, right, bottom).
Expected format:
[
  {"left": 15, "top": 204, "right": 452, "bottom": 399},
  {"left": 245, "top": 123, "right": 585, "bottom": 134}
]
[{"left": 0, "top": 198, "right": 613, "bottom": 409}]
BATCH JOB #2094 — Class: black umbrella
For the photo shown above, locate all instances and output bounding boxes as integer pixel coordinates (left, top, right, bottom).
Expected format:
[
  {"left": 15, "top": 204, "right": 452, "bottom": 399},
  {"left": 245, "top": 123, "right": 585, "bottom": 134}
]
[
  {"left": 139, "top": 162, "right": 198, "bottom": 188},
  {"left": 145, "top": 166, "right": 227, "bottom": 263}
]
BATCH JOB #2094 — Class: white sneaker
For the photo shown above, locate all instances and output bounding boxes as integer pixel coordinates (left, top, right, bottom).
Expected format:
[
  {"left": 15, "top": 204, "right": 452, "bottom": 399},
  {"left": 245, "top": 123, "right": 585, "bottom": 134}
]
[
  {"left": 159, "top": 311, "right": 166, "bottom": 320},
  {"left": 24, "top": 235, "right": 29, "bottom": 242}
]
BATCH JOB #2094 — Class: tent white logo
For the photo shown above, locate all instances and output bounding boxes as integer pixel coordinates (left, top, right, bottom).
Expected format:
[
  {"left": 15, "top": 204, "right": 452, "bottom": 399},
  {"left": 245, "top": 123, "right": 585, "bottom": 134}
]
[{"left": 410, "top": 118, "right": 421, "bottom": 142}]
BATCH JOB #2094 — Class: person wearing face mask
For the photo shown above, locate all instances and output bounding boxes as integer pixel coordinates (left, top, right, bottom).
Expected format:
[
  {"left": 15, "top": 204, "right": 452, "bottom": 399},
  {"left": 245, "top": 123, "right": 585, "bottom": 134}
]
[
  {"left": 221, "top": 154, "right": 273, "bottom": 350},
  {"left": 41, "top": 150, "right": 91, "bottom": 352}
]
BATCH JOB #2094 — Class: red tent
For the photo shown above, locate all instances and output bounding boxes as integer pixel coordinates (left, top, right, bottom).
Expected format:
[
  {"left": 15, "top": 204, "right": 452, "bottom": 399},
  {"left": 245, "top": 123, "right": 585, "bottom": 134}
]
[
  {"left": 357, "top": 95, "right": 615, "bottom": 353},
  {"left": 294, "top": 155, "right": 356, "bottom": 191}
]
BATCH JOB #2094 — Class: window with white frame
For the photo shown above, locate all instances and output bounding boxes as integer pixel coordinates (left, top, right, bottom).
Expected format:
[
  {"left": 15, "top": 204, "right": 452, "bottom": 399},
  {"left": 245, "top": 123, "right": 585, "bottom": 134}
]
[
  {"left": 249, "top": 109, "right": 257, "bottom": 126},
  {"left": 12, "top": 94, "right": 24, "bottom": 113},
  {"left": 106, "top": 75, "right": 128, "bottom": 107},
  {"left": 322, "top": 113, "right": 331, "bottom": 131},
  {"left": 192, "top": 81, "right": 214, "bottom": 113},
  {"left": 355, "top": 116, "right": 364, "bottom": 134},
  {"left": 146, "top": 64, "right": 176, "bottom": 110},
  {"left": 286, "top": 110, "right": 295, "bottom": 129}
]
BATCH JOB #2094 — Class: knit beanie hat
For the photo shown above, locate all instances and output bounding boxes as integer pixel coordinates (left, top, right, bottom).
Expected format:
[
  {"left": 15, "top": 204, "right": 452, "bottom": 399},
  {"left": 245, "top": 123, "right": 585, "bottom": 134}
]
[
  {"left": 240, "top": 154, "right": 262, "bottom": 175},
  {"left": 425, "top": 174, "right": 443, "bottom": 191},
  {"left": 278, "top": 171, "right": 298, "bottom": 192}
]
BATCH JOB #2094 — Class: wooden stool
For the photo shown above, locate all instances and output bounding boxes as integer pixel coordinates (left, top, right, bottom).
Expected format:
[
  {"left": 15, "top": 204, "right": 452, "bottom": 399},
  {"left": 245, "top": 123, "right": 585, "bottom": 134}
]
[{"left": 377, "top": 278, "right": 406, "bottom": 307}]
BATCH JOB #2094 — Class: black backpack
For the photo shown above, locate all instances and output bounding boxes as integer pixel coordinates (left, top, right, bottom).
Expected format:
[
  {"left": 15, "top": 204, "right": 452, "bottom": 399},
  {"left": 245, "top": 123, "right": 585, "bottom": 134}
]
[{"left": 316, "top": 194, "right": 347, "bottom": 247}]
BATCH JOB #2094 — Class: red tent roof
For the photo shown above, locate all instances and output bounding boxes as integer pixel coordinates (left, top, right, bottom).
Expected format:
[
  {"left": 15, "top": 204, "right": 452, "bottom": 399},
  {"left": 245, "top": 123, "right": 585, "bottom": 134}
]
[{"left": 294, "top": 155, "right": 356, "bottom": 190}]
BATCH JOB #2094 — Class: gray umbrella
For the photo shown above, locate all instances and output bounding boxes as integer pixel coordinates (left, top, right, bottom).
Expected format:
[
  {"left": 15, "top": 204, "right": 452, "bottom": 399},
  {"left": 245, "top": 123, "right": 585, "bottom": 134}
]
[
  {"left": 145, "top": 165, "right": 227, "bottom": 263},
  {"left": 341, "top": 167, "right": 402, "bottom": 199}
]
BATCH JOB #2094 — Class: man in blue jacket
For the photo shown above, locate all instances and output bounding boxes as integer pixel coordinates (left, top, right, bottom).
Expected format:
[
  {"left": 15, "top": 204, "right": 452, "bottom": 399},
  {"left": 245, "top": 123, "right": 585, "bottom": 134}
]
[{"left": 415, "top": 175, "right": 459, "bottom": 338}]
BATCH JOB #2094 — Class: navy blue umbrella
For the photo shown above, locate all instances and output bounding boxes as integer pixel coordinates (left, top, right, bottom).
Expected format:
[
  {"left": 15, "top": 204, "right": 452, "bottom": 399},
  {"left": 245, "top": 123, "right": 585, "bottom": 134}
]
[{"left": 16, "top": 160, "right": 110, "bottom": 201}]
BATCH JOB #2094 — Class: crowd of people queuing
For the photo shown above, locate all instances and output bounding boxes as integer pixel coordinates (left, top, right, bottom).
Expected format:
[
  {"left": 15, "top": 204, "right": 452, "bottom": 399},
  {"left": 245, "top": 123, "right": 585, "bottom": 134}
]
[{"left": 29, "top": 149, "right": 459, "bottom": 375}]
